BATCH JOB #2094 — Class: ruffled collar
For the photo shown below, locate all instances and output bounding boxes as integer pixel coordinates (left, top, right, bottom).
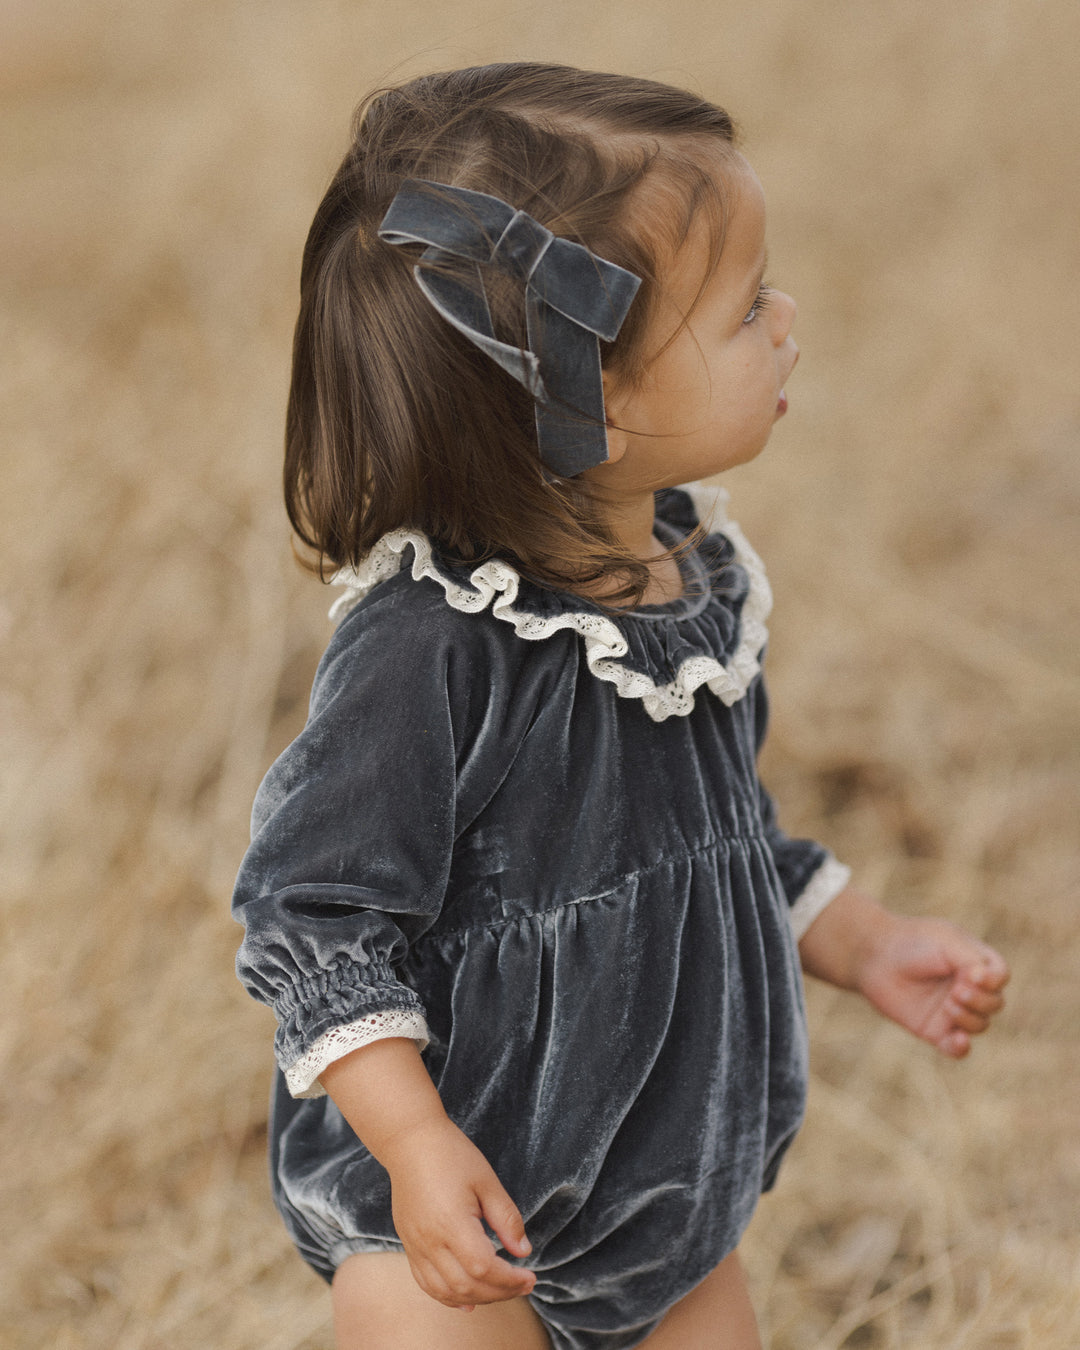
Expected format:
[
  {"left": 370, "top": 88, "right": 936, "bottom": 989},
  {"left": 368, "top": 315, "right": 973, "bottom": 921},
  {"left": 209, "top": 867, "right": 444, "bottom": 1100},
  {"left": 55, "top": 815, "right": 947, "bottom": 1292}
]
[{"left": 328, "top": 481, "right": 772, "bottom": 722}]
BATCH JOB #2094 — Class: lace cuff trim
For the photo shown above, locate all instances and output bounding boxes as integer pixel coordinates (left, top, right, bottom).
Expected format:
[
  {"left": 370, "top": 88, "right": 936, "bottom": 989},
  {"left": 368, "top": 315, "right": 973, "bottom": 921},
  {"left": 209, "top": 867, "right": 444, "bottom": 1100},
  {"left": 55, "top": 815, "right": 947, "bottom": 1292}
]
[
  {"left": 327, "top": 482, "right": 772, "bottom": 723},
  {"left": 787, "top": 856, "right": 852, "bottom": 941},
  {"left": 284, "top": 1010, "right": 431, "bottom": 1100}
]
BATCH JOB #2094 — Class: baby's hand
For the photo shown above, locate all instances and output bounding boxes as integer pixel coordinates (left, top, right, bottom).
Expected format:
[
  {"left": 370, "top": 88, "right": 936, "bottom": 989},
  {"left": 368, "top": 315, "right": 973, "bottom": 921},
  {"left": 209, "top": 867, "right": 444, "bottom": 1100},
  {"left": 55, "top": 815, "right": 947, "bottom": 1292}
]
[
  {"left": 855, "top": 914, "right": 1009, "bottom": 1058},
  {"left": 381, "top": 1115, "right": 536, "bottom": 1312}
]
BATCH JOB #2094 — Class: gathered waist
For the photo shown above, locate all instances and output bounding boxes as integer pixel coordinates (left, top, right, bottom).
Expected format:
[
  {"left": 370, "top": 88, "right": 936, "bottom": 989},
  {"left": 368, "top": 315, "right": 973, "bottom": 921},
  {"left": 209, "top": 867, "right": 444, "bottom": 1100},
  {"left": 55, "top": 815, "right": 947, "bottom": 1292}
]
[{"left": 416, "top": 830, "right": 784, "bottom": 949}]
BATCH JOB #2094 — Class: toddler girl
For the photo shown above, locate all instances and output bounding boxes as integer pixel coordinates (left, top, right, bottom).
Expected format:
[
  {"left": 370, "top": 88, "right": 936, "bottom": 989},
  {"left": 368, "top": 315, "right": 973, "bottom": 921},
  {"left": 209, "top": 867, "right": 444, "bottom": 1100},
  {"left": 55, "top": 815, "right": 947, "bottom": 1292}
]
[{"left": 233, "top": 62, "right": 1009, "bottom": 1350}]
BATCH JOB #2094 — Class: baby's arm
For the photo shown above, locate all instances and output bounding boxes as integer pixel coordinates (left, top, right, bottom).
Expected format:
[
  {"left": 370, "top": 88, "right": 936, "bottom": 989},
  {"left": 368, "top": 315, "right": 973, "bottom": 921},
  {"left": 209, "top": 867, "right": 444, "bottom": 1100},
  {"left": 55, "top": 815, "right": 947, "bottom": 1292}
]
[
  {"left": 798, "top": 886, "right": 1009, "bottom": 1057},
  {"left": 320, "top": 1039, "right": 535, "bottom": 1311}
]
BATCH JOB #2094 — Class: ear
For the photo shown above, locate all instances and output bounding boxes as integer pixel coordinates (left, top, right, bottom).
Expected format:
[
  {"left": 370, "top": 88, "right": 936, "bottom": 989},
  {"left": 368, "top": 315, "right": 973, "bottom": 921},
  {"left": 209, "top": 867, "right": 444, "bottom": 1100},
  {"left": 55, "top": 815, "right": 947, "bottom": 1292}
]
[{"left": 600, "top": 370, "right": 630, "bottom": 465}]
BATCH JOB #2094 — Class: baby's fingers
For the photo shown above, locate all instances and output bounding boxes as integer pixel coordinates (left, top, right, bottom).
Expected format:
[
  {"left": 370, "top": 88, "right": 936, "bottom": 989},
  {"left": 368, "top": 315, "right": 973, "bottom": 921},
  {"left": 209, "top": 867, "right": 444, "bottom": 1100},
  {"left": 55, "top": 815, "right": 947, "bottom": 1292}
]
[
  {"left": 476, "top": 1172, "right": 533, "bottom": 1261},
  {"left": 421, "top": 1216, "right": 534, "bottom": 1308},
  {"left": 410, "top": 1250, "right": 506, "bottom": 1311},
  {"left": 937, "top": 1030, "right": 971, "bottom": 1059},
  {"left": 970, "top": 955, "right": 1010, "bottom": 992},
  {"left": 952, "top": 981, "right": 1006, "bottom": 1017},
  {"left": 939, "top": 977, "right": 1006, "bottom": 1054},
  {"left": 427, "top": 1253, "right": 533, "bottom": 1309},
  {"left": 458, "top": 1232, "right": 535, "bottom": 1298},
  {"left": 943, "top": 1000, "right": 994, "bottom": 1036}
]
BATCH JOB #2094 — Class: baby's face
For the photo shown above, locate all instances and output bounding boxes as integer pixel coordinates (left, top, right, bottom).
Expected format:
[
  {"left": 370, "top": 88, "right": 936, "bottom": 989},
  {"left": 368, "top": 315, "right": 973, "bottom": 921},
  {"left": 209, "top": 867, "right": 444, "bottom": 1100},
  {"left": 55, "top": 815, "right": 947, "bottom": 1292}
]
[{"left": 600, "top": 153, "right": 798, "bottom": 491}]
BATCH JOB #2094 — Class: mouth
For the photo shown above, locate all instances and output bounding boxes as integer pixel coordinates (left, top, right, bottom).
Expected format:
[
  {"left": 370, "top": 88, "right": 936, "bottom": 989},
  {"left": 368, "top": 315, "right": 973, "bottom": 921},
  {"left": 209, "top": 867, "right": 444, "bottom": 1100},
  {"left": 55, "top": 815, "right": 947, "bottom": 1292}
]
[{"left": 777, "top": 349, "right": 797, "bottom": 416}]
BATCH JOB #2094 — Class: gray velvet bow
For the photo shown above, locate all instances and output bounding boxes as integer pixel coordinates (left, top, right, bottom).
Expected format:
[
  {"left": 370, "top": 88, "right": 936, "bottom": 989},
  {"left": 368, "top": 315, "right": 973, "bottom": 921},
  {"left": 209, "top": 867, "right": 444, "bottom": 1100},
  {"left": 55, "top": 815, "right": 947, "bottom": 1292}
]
[{"left": 378, "top": 179, "right": 642, "bottom": 478}]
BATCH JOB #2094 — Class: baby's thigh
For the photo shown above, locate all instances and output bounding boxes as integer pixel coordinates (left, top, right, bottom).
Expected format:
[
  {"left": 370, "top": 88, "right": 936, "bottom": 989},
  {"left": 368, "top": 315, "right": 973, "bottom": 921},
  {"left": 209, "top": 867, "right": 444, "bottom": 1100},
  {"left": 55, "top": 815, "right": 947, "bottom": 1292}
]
[
  {"left": 636, "top": 1249, "right": 761, "bottom": 1350},
  {"left": 331, "top": 1251, "right": 552, "bottom": 1350}
]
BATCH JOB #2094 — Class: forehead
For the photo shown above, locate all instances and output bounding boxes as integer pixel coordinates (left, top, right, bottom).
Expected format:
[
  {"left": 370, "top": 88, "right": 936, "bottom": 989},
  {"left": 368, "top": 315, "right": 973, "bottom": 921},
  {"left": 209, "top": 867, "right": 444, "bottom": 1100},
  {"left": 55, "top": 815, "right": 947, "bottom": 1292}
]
[
  {"left": 607, "top": 144, "right": 766, "bottom": 374},
  {"left": 673, "top": 156, "right": 764, "bottom": 293},
  {"left": 639, "top": 150, "right": 765, "bottom": 323}
]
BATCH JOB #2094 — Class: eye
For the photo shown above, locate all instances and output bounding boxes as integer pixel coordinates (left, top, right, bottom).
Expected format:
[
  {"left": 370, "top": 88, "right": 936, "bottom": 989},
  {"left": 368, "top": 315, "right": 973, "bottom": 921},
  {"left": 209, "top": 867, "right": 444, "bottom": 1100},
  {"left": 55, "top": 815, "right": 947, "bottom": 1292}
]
[{"left": 743, "top": 283, "right": 773, "bottom": 325}]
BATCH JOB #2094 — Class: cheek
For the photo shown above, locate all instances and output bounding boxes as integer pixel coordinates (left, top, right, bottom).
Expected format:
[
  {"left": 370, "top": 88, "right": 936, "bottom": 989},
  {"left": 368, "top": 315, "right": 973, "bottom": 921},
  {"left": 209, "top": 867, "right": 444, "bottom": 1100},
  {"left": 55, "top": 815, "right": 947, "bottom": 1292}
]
[{"left": 745, "top": 350, "right": 780, "bottom": 400}]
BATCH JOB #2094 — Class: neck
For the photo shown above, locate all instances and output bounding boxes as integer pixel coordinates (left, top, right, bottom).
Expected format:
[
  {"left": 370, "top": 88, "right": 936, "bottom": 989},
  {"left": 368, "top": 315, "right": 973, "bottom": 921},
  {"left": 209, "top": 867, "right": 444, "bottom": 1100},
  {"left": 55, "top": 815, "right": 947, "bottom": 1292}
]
[
  {"left": 601, "top": 487, "right": 660, "bottom": 561},
  {"left": 586, "top": 484, "right": 685, "bottom": 608}
]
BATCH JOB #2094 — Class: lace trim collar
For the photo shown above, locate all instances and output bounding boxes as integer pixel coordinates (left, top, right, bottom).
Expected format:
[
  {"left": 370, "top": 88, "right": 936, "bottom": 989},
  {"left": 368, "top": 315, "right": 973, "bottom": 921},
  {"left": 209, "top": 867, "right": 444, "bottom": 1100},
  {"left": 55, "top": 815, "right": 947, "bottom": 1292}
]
[{"left": 328, "top": 481, "right": 772, "bottom": 722}]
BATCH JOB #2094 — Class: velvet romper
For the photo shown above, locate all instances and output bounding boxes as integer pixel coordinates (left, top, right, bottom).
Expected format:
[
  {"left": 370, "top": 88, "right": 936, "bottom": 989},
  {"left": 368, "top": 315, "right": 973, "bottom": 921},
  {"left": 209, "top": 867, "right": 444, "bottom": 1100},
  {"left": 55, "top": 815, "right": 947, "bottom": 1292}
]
[{"left": 232, "top": 482, "right": 851, "bottom": 1350}]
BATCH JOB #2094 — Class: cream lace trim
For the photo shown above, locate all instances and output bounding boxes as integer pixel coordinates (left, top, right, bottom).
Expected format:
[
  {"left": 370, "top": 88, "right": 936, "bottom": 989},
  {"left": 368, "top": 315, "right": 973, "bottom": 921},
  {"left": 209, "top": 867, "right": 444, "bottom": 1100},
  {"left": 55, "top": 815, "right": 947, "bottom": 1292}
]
[
  {"left": 328, "top": 482, "right": 772, "bottom": 723},
  {"left": 787, "top": 856, "right": 852, "bottom": 941},
  {"left": 284, "top": 1009, "right": 431, "bottom": 1100}
]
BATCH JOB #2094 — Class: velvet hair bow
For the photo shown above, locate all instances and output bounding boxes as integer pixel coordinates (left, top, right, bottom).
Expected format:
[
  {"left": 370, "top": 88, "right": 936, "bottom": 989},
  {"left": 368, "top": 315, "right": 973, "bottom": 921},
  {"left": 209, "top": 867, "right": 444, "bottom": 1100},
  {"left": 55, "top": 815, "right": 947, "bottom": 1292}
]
[{"left": 378, "top": 179, "right": 642, "bottom": 478}]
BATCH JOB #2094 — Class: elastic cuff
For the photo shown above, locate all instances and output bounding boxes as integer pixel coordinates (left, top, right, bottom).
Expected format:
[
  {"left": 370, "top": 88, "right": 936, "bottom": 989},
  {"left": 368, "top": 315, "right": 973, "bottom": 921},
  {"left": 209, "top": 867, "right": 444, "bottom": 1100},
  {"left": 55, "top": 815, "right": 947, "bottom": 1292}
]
[
  {"left": 284, "top": 1009, "right": 431, "bottom": 1099},
  {"left": 787, "top": 856, "right": 852, "bottom": 941}
]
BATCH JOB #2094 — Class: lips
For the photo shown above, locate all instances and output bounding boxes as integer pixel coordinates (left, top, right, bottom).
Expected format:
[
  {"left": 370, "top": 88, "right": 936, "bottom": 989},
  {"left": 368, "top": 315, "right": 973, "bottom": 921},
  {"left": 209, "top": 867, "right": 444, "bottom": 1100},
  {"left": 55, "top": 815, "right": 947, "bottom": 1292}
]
[{"left": 777, "top": 348, "right": 797, "bottom": 416}]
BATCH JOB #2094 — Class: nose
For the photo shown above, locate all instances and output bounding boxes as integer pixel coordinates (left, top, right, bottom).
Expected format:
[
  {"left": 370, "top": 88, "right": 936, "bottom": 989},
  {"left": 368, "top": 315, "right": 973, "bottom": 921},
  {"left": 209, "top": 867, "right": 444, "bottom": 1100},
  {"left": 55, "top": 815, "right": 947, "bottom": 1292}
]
[{"left": 771, "top": 289, "right": 797, "bottom": 345}]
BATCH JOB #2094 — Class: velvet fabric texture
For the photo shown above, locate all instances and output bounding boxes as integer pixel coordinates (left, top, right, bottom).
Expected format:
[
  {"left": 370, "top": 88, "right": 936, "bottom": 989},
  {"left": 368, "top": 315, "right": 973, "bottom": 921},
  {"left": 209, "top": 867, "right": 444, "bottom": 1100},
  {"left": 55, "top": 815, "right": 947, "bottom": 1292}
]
[
  {"left": 378, "top": 179, "right": 641, "bottom": 478},
  {"left": 233, "top": 488, "right": 835, "bottom": 1349}
]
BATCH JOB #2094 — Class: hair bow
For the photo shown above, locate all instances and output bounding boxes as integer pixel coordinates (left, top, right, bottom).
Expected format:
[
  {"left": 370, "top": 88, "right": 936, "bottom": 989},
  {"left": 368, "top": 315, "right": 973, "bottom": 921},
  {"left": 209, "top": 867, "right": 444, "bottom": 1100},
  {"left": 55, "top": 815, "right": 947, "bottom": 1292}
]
[{"left": 378, "top": 179, "right": 641, "bottom": 478}]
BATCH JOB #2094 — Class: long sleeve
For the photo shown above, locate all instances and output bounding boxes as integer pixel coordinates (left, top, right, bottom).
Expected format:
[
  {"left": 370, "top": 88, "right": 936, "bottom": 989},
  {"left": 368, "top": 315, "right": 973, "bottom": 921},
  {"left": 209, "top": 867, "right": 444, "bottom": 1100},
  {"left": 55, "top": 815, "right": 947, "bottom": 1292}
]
[
  {"left": 750, "top": 671, "right": 851, "bottom": 939},
  {"left": 232, "top": 601, "right": 458, "bottom": 1093}
]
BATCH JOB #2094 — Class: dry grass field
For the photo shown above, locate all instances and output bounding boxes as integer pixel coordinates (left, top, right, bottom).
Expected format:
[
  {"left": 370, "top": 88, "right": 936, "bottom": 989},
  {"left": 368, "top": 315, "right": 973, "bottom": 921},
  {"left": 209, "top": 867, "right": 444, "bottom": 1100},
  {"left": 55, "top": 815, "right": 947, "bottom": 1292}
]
[{"left": 2, "top": 2, "right": 1078, "bottom": 1346}]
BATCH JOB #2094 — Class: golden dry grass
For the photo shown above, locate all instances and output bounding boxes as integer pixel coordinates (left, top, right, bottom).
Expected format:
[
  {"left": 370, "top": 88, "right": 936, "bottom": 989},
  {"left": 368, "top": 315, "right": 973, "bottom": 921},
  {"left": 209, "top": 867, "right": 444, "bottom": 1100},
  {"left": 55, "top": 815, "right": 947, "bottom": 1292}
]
[{"left": 2, "top": 2, "right": 1078, "bottom": 1346}]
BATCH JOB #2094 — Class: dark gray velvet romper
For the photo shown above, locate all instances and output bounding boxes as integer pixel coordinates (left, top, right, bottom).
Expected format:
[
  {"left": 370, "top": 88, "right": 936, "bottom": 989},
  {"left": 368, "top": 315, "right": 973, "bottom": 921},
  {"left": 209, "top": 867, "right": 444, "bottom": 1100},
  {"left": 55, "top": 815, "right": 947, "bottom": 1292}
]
[{"left": 233, "top": 484, "right": 848, "bottom": 1350}]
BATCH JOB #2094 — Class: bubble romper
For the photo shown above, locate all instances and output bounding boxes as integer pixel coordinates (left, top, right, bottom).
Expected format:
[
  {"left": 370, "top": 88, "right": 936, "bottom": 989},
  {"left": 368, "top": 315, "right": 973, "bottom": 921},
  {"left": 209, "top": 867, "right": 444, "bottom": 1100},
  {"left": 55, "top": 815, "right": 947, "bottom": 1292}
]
[{"left": 232, "top": 483, "right": 850, "bottom": 1350}]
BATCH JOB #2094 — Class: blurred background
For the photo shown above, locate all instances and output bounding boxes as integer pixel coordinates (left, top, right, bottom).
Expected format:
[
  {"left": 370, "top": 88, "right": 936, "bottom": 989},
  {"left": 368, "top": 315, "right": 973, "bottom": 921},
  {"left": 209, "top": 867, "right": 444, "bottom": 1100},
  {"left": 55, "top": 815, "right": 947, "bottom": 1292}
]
[{"left": 2, "top": 1, "right": 1078, "bottom": 1346}]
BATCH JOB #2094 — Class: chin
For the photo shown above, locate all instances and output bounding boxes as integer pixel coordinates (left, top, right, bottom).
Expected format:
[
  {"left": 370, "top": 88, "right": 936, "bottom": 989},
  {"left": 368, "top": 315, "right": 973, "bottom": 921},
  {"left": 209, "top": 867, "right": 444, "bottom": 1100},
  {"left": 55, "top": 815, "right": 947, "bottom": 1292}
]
[{"left": 731, "top": 440, "right": 771, "bottom": 470}]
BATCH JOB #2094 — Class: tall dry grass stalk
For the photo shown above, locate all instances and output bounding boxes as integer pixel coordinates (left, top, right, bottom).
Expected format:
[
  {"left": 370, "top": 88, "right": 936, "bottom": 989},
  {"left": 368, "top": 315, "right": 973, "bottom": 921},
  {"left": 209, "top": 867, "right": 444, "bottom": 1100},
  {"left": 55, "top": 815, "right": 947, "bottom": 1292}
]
[{"left": 2, "top": 2, "right": 1078, "bottom": 1346}]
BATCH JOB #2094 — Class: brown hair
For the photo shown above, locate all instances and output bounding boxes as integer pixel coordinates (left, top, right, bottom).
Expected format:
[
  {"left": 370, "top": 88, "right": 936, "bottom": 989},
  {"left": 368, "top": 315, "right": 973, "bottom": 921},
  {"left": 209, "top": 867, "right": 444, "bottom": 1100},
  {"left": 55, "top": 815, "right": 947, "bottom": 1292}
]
[{"left": 284, "top": 62, "right": 737, "bottom": 605}]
